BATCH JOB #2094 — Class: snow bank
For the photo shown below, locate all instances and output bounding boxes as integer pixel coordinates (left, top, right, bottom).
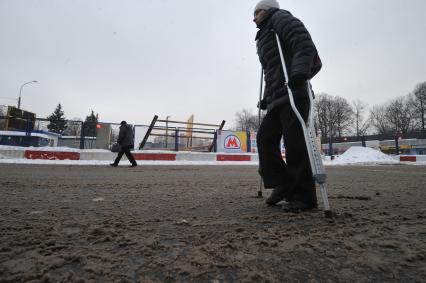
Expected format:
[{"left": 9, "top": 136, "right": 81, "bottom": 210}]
[{"left": 328, "top": 146, "right": 399, "bottom": 165}]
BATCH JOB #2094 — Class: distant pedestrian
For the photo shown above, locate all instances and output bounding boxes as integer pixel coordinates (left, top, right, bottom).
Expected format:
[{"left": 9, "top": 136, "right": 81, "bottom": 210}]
[
  {"left": 110, "top": 121, "right": 137, "bottom": 167},
  {"left": 253, "top": 0, "right": 322, "bottom": 211}
]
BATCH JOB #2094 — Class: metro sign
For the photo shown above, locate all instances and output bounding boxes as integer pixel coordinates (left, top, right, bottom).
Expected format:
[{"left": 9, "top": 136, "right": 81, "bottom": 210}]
[{"left": 224, "top": 135, "right": 241, "bottom": 150}]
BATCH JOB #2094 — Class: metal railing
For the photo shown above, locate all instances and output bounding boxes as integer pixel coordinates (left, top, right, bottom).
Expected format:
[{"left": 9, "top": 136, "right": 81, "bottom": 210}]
[{"left": 136, "top": 115, "right": 225, "bottom": 152}]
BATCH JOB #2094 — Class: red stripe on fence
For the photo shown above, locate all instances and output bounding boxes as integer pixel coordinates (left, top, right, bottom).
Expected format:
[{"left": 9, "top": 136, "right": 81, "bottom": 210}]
[
  {"left": 133, "top": 153, "right": 176, "bottom": 161},
  {"left": 400, "top": 156, "right": 416, "bottom": 162},
  {"left": 24, "top": 150, "right": 80, "bottom": 160},
  {"left": 216, "top": 154, "right": 251, "bottom": 161}
]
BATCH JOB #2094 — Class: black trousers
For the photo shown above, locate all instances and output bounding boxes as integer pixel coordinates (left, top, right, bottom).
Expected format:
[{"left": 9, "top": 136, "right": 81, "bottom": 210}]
[
  {"left": 257, "top": 96, "right": 317, "bottom": 206},
  {"left": 113, "top": 145, "right": 137, "bottom": 165}
]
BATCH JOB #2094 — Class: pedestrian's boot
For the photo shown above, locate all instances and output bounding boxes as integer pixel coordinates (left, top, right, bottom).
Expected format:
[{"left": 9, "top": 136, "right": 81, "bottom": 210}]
[
  {"left": 129, "top": 163, "right": 137, "bottom": 167},
  {"left": 110, "top": 163, "right": 118, "bottom": 167},
  {"left": 283, "top": 185, "right": 318, "bottom": 212},
  {"left": 266, "top": 184, "right": 288, "bottom": 205}
]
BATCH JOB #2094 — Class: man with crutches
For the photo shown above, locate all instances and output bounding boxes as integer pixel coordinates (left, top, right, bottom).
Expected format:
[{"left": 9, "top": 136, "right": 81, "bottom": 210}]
[{"left": 253, "top": 0, "right": 324, "bottom": 212}]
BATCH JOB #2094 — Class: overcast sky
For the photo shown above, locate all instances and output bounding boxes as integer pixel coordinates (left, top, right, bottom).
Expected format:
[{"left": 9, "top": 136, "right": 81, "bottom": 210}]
[{"left": 1, "top": 0, "right": 425, "bottom": 128}]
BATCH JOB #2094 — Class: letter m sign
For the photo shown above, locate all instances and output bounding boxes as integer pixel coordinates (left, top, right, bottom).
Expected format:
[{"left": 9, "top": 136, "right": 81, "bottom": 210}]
[{"left": 224, "top": 135, "right": 241, "bottom": 149}]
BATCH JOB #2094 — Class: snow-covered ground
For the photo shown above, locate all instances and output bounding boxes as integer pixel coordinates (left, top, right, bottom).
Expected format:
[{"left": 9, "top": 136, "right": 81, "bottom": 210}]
[{"left": 0, "top": 145, "right": 425, "bottom": 165}]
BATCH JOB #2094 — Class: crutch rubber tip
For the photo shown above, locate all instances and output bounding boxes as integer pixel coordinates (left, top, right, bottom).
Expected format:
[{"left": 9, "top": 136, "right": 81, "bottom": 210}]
[
  {"left": 324, "top": 210, "right": 333, "bottom": 220},
  {"left": 257, "top": 191, "right": 263, "bottom": 198}
]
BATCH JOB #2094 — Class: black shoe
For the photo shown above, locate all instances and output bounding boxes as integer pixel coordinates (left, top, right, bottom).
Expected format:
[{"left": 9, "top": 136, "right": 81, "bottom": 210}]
[
  {"left": 282, "top": 200, "right": 317, "bottom": 212},
  {"left": 129, "top": 164, "right": 137, "bottom": 167},
  {"left": 266, "top": 185, "right": 288, "bottom": 205},
  {"left": 110, "top": 163, "right": 118, "bottom": 167}
]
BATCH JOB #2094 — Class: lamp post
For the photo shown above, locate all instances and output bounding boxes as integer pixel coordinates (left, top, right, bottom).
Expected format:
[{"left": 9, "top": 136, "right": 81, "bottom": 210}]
[
  {"left": 165, "top": 115, "right": 171, "bottom": 148},
  {"left": 18, "top": 80, "right": 38, "bottom": 109}
]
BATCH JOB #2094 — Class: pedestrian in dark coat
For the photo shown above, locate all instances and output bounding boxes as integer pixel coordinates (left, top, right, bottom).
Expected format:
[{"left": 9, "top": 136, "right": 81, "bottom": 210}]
[
  {"left": 110, "top": 121, "right": 137, "bottom": 167},
  {"left": 253, "top": 0, "right": 322, "bottom": 211}
]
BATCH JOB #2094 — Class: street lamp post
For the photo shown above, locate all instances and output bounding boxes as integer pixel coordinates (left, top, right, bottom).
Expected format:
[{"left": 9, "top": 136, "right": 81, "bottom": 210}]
[
  {"left": 18, "top": 80, "right": 38, "bottom": 109},
  {"left": 165, "top": 116, "right": 171, "bottom": 148}
]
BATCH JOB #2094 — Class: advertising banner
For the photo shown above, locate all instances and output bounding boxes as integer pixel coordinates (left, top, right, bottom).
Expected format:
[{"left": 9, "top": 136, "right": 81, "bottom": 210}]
[
  {"left": 250, "top": 131, "right": 258, "bottom": 153},
  {"left": 217, "top": 131, "right": 247, "bottom": 153},
  {"left": 250, "top": 131, "right": 285, "bottom": 157},
  {"left": 0, "top": 106, "right": 36, "bottom": 131}
]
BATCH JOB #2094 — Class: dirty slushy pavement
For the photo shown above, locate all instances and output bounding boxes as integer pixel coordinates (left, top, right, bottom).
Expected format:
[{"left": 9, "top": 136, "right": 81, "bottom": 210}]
[{"left": 0, "top": 164, "right": 425, "bottom": 282}]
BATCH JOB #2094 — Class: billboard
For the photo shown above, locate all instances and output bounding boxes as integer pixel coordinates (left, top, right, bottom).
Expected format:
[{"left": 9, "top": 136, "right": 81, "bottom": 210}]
[
  {"left": 249, "top": 131, "right": 286, "bottom": 157},
  {"left": 217, "top": 131, "right": 248, "bottom": 153},
  {"left": 0, "top": 106, "right": 36, "bottom": 131},
  {"left": 250, "top": 131, "right": 257, "bottom": 153}
]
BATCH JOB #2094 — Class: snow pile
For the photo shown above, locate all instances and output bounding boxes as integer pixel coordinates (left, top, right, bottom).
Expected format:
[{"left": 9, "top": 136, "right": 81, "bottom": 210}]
[{"left": 329, "top": 146, "right": 399, "bottom": 165}]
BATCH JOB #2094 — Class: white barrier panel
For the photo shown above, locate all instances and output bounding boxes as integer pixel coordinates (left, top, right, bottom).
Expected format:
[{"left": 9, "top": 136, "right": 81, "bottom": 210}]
[
  {"left": 1, "top": 145, "right": 424, "bottom": 164},
  {"left": 176, "top": 152, "right": 216, "bottom": 161},
  {"left": 0, "top": 148, "right": 25, "bottom": 159},
  {"left": 80, "top": 150, "right": 116, "bottom": 161}
]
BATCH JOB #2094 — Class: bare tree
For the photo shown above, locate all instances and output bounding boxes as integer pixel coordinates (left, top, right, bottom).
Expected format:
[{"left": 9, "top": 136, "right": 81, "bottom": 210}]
[
  {"left": 409, "top": 82, "right": 426, "bottom": 136},
  {"left": 315, "top": 93, "right": 353, "bottom": 139},
  {"left": 369, "top": 104, "right": 390, "bottom": 135},
  {"left": 315, "top": 93, "right": 335, "bottom": 140},
  {"left": 352, "top": 99, "right": 370, "bottom": 136},
  {"left": 234, "top": 109, "right": 260, "bottom": 131},
  {"left": 385, "top": 96, "right": 415, "bottom": 134},
  {"left": 333, "top": 96, "right": 354, "bottom": 137}
]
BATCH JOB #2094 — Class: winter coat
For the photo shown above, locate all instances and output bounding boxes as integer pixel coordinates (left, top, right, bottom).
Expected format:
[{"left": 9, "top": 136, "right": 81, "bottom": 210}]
[
  {"left": 117, "top": 124, "right": 134, "bottom": 147},
  {"left": 255, "top": 8, "right": 321, "bottom": 110}
]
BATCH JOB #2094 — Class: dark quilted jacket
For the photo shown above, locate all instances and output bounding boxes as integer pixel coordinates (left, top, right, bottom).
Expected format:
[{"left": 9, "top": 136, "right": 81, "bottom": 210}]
[
  {"left": 256, "top": 8, "right": 321, "bottom": 110},
  {"left": 117, "top": 124, "right": 134, "bottom": 147}
]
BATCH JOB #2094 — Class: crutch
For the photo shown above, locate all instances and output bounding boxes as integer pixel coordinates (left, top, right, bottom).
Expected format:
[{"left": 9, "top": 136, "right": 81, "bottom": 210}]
[
  {"left": 257, "top": 67, "right": 264, "bottom": 198},
  {"left": 275, "top": 33, "right": 333, "bottom": 219}
]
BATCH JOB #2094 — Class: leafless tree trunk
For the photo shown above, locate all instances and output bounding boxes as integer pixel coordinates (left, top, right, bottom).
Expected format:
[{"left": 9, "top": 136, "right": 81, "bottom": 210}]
[
  {"left": 369, "top": 105, "right": 390, "bottom": 135},
  {"left": 410, "top": 82, "right": 426, "bottom": 136},
  {"left": 234, "top": 109, "right": 261, "bottom": 132},
  {"left": 333, "top": 96, "right": 354, "bottom": 137},
  {"left": 315, "top": 93, "right": 353, "bottom": 139},
  {"left": 315, "top": 93, "right": 334, "bottom": 140},
  {"left": 385, "top": 96, "right": 415, "bottom": 134}
]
